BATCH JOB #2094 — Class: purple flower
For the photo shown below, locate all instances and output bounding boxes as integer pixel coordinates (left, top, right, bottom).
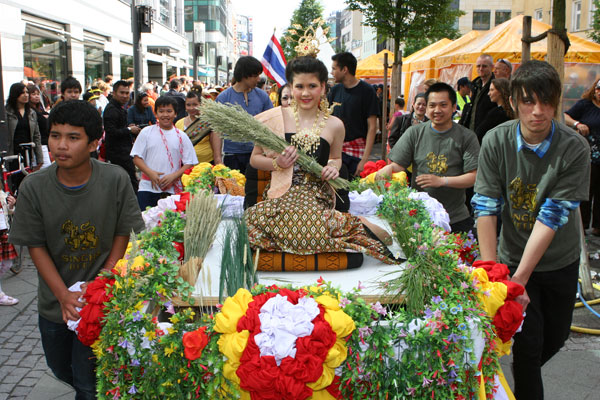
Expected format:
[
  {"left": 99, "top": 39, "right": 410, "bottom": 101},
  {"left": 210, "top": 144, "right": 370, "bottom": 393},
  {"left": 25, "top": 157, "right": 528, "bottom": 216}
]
[
  {"left": 339, "top": 298, "right": 351, "bottom": 308},
  {"left": 407, "top": 387, "right": 416, "bottom": 396},
  {"left": 433, "top": 309, "right": 442, "bottom": 319},
  {"left": 128, "top": 385, "right": 137, "bottom": 394},
  {"left": 413, "top": 222, "right": 421, "bottom": 230},
  {"left": 422, "top": 376, "right": 432, "bottom": 387},
  {"left": 164, "top": 301, "right": 175, "bottom": 315},
  {"left": 371, "top": 301, "right": 387, "bottom": 316},
  {"left": 424, "top": 308, "right": 433, "bottom": 319},
  {"left": 132, "top": 311, "right": 143, "bottom": 322},
  {"left": 118, "top": 338, "right": 129, "bottom": 349},
  {"left": 448, "top": 369, "right": 458, "bottom": 379},
  {"left": 357, "top": 281, "right": 365, "bottom": 291},
  {"left": 358, "top": 326, "right": 372, "bottom": 339},
  {"left": 431, "top": 295, "right": 442, "bottom": 304},
  {"left": 461, "top": 281, "right": 469, "bottom": 289},
  {"left": 130, "top": 359, "right": 140, "bottom": 366},
  {"left": 447, "top": 332, "right": 461, "bottom": 343}
]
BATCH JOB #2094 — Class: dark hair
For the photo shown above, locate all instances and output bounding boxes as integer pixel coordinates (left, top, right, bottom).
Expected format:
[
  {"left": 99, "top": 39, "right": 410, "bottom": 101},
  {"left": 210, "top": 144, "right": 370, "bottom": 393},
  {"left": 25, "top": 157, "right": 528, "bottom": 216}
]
[
  {"left": 510, "top": 60, "right": 561, "bottom": 116},
  {"left": 169, "top": 79, "right": 181, "bottom": 90},
  {"left": 457, "top": 77, "right": 470, "bottom": 89},
  {"left": 60, "top": 77, "right": 82, "bottom": 95},
  {"left": 490, "top": 78, "right": 514, "bottom": 119},
  {"left": 277, "top": 83, "right": 291, "bottom": 106},
  {"left": 190, "top": 84, "right": 203, "bottom": 96},
  {"left": 113, "top": 80, "right": 130, "bottom": 92},
  {"left": 155, "top": 95, "right": 178, "bottom": 113},
  {"left": 134, "top": 92, "right": 149, "bottom": 112},
  {"left": 6, "top": 82, "right": 29, "bottom": 112},
  {"left": 104, "top": 75, "right": 113, "bottom": 83},
  {"left": 27, "top": 83, "right": 44, "bottom": 113},
  {"left": 48, "top": 100, "right": 103, "bottom": 142},
  {"left": 395, "top": 97, "right": 405, "bottom": 108},
  {"left": 285, "top": 56, "right": 328, "bottom": 84},
  {"left": 425, "top": 82, "right": 457, "bottom": 105},
  {"left": 233, "top": 56, "right": 263, "bottom": 82},
  {"left": 581, "top": 78, "right": 600, "bottom": 101},
  {"left": 411, "top": 93, "right": 426, "bottom": 112},
  {"left": 331, "top": 52, "right": 357, "bottom": 76},
  {"left": 186, "top": 90, "right": 201, "bottom": 101}
]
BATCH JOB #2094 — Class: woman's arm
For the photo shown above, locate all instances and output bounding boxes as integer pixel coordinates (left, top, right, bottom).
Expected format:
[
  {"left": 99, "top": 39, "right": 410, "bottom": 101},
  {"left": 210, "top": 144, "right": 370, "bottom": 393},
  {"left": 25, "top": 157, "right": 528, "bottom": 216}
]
[
  {"left": 564, "top": 112, "right": 589, "bottom": 136},
  {"left": 250, "top": 144, "right": 298, "bottom": 171},
  {"left": 209, "top": 132, "right": 222, "bottom": 164}
]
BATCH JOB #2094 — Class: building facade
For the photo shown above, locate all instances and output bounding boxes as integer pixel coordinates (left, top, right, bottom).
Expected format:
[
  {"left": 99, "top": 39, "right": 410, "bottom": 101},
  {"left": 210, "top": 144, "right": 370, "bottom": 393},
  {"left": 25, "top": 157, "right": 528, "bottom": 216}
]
[
  {"left": 0, "top": 0, "right": 189, "bottom": 96},
  {"left": 513, "top": 0, "right": 597, "bottom": 39},
  {"left": 457, "top": 0, "right": 513, "bottom": 33}
]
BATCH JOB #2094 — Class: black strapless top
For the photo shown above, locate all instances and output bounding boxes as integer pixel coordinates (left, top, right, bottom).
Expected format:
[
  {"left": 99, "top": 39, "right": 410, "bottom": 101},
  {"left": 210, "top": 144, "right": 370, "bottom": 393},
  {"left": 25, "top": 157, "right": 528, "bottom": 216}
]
[{"left": 285, "top": 133, "right": 330, "bottom": 167}]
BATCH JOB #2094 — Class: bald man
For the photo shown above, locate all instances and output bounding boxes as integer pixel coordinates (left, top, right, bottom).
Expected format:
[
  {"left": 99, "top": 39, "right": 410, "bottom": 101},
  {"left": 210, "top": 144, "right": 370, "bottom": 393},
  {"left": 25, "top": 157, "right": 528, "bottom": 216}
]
[{"left": 459, "top": 54, "right": 496, "bottom": 137}]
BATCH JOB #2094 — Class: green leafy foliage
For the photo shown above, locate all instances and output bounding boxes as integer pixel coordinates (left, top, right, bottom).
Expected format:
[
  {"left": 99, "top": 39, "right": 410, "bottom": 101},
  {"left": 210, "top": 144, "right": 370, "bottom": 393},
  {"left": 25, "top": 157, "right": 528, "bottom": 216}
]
[
  {"left": 590, "top": 0, "right": 600, "bottom": 43},
  {"left": 345, "top": 0, "right": 464, "bottom": 60}
]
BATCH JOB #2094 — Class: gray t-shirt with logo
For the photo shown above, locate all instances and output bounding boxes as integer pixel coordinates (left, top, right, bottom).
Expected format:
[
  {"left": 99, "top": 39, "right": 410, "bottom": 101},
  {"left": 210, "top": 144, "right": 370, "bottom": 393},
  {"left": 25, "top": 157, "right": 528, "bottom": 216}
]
[
  {"left": 10, "top": 159, "right": 145, "bottom": 323},
  {"left": 475, "top": 120, "right": 590, "bottom": 271},
  {"left": 388, "top": 121, "right": 480, "bottom": 224}
]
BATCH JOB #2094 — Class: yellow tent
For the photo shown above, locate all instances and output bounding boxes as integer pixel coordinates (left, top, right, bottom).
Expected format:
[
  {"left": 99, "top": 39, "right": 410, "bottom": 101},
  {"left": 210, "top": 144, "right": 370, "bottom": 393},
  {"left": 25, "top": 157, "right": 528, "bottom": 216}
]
[
  {"left": 402, "top": 33, "right": 481, "bottom": 105},
  {"left": 355, "top": 49, "right": 394, "bottom": 79}
]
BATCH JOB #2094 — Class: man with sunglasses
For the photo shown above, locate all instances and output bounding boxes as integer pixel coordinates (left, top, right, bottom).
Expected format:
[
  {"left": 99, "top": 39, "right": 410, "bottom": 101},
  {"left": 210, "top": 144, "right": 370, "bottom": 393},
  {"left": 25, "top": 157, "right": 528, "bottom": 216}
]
[
  {"left": 494, "top": 58, "right": 513, "bottom": 79},
  {"left": 459, "top": 54, "right": 496, "bottom": 138}
]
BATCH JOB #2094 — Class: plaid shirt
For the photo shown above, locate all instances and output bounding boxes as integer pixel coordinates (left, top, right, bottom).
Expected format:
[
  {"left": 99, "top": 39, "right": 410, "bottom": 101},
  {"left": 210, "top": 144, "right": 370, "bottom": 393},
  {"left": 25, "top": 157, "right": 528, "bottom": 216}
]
[
  {"left": 516, "top": 121, "right": 555, "bottom": 158},
  {"left": 342, "top": 137, "right": 366, "bottom": 159}
]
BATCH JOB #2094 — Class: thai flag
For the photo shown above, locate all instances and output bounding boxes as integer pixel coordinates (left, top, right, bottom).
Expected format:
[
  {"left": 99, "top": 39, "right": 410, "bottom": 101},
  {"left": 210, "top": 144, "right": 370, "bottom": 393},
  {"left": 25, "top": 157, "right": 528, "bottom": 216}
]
[{"left": 261, "top": 34, "right": 287, "bottom": 87}]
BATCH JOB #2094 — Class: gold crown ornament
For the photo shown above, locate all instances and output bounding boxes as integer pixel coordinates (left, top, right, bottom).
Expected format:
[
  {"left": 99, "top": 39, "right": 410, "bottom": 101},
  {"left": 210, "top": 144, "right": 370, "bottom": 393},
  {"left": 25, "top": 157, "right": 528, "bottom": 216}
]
[{"left": 285, "top": 18, "right": 336, "bottom": 58}]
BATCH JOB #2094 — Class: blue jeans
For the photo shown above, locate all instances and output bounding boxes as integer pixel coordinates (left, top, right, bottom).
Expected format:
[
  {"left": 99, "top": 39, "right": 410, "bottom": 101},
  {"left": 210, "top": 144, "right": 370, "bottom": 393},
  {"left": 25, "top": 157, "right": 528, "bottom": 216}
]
[
  {"left": 39, "top": 316, "right": 97, "bottom": 400},
  {"left": 223, "top": 153, "right": 252, "bottom": 175}
]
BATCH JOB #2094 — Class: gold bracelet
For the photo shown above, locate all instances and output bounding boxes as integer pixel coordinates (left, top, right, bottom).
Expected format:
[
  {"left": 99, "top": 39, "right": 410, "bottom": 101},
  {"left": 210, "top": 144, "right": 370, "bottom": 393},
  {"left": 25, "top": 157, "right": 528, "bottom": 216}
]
[
  {"left": 272, "top": 158, "right": 284, "bottom": 172},
  {"left": 327, "top": 159, "right": 340, "bottom": 170}
]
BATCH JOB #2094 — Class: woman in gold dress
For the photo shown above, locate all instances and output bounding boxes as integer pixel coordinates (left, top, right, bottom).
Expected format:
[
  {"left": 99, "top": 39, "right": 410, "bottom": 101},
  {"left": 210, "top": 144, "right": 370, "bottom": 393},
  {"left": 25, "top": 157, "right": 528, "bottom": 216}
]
[{"left": 245, "top": 57, "right": 395, "bottom": 264}]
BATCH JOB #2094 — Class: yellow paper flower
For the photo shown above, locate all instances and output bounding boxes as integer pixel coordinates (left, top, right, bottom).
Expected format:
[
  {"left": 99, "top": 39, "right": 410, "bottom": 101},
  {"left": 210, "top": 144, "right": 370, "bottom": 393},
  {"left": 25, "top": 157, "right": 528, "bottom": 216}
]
[
  {"left": 360, "top": 172, "right": 377, "bottom": 184},
  {"left": 392, "top": 171, "right": 407, "bottom": 184},
  {"left": 181, "top": 174, "right": 193, "bottom": 188},
  {"left": 214, "top": 288, "right": 253, "bottom": 333}
]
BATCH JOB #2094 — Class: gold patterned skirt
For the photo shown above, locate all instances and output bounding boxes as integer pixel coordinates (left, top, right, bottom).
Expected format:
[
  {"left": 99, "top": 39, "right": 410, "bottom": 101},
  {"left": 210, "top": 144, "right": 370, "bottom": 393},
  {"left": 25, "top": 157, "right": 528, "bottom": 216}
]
[{"left": 245, "top": 173, "right": 395, "bottom": 264}]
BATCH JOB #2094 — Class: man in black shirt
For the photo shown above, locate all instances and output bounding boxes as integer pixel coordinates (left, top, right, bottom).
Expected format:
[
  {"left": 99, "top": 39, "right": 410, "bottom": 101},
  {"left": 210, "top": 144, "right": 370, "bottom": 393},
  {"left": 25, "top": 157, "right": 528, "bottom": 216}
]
[
  {"left": 328, "top": 52, "right": 379, "bottom": 176},
  {"left": 103, "top": 80, "right": 141, "bottom": 191},
  {"left": 459, "top": 54, "right": 496, "bottom": 137},
  {"left": 164, "top": 78, "right": 187, "bottom": 121}
]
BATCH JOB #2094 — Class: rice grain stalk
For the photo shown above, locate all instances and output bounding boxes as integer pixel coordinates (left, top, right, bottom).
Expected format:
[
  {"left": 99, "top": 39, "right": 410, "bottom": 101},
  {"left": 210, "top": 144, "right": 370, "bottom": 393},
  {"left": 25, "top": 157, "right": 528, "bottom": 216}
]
[{"left": 199, "top": 100, "right": 349, "bottom": 190}]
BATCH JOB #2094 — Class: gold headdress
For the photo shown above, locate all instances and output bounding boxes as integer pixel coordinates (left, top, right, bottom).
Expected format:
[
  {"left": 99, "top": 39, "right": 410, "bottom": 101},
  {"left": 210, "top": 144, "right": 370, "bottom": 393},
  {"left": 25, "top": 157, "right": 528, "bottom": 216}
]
[{"left": 285, "top": 18, "right": 336, "bottom": 58}]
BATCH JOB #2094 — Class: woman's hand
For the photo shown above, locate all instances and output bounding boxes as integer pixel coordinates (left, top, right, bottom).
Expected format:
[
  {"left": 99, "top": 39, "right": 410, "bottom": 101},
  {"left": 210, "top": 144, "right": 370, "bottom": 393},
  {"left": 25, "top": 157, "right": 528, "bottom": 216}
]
[
  {"left": 276, "top": 145, "right": 298, "bottom": 169},
  {"left": 576, "top": 123, "right": 590, "bottom": 136},
  {"left": 321, "top": 165, "right": 339, "bottom": 181}
]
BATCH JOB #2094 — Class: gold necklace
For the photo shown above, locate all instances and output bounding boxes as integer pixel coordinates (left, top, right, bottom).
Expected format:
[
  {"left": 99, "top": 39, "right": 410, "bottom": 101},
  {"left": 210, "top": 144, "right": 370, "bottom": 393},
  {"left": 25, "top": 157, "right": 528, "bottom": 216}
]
[{"left": 291, "top": 99, "right": 327, "bottom": 154}]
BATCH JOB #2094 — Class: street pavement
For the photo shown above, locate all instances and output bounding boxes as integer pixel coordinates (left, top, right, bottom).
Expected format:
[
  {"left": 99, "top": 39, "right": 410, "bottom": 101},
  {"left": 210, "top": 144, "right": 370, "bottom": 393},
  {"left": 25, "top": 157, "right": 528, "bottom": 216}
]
[{"left": 1, "top": 239, "right": 599, "bottom": 399}]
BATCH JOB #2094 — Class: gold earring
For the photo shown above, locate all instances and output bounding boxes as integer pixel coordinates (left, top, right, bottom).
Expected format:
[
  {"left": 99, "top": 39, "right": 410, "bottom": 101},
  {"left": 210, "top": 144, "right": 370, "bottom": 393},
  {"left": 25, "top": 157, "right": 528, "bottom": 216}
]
[{"left": 319, "top": 95, "right": 329, "bottom": 114}]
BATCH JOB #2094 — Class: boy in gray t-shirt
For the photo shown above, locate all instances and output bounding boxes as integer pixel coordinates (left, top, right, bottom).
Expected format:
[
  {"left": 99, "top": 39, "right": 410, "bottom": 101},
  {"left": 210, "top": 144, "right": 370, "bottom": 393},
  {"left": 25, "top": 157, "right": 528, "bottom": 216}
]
[
  {"left": 378, "top": 82, "right": 480, "bottom": 234},
  {"left": 10, "top": 101, "right": 145, "bottom": 399},
  {"left": 472, "top": 61, "right": 590, "bottom": 399}
]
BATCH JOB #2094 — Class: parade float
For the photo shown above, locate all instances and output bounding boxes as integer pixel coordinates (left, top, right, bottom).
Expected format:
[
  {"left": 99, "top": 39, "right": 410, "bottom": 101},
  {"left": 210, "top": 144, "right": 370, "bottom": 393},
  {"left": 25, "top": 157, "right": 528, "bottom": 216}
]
[{"left": 69, "top": 101, "right": 523, "bottom": 399}]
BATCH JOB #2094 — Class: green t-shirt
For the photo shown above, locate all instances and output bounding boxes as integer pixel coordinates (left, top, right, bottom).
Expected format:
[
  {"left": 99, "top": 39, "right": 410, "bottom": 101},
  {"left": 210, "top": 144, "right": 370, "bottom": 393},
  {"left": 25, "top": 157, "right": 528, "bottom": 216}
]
[
  {"left": 9, "top": 159, "right": 145, "bottom": 323},
  {"left": 388, "top": 121, "right": 480, "bottom": 224},
  {"left": 475, "top": 120, "right": 590, "bottom": 271}
]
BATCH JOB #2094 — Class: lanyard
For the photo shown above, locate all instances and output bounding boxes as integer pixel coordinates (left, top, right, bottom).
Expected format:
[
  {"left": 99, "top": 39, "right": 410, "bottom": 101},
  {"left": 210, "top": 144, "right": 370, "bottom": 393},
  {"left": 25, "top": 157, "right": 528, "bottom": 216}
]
[{"left": 157, "top": 126, "right": 184, "bottom": 193}]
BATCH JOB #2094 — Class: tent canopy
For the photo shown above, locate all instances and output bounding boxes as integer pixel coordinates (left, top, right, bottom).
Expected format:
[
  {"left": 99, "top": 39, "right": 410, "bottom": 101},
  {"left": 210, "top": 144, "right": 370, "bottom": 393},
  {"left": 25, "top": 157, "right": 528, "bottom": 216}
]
[
  {"left": 434, "top": 15, "right": 600, "bottom": 74},
  {"left": 355, "top": 49, "right": 394, "bottom": 79}
]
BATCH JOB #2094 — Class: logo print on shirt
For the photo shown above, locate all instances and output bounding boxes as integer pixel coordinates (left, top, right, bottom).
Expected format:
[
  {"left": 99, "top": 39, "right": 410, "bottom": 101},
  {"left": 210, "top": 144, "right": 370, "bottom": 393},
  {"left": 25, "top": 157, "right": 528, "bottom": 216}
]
[
  {"left": 61, "top": 220, "right": 99, "bottom": 251},
  {"left": 426, "top": 152, "right": 448, "bottom": 174},
  {"left": 509, "top": 177, "right": 538, "bottom": 212}
]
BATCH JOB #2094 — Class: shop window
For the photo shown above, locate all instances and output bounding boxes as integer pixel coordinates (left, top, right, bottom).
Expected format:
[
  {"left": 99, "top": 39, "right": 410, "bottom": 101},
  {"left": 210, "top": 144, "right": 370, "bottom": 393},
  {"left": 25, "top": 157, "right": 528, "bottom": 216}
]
[
  {"left": 23, "top": 24, "right": 68, "bottom": 84},
  {"left": 473, "top": 10, "right": 491, "bottom": 30},
  {"left": 572, "top": 1, "right": 582, "bottom": 31},
  {"left": 495, "top": 10, "right": 511, "bottom": 25},
  {"left": 120, "top": 55, "right": 134, "bottom": 79},
  {"left": 84, "top": 44, "right": 111, "bottom": 86}
]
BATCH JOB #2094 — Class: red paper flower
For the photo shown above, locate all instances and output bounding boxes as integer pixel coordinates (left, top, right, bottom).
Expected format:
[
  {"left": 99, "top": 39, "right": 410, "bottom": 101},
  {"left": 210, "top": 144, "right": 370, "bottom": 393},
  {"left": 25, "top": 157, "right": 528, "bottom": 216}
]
[
  {"left": 234, "top": 289, "right": 338, "bottom": 400},
  {"left": 183, "top": 326, "right": 209, "bottom": 360},
  {"left": 175, "top": 192, "right": 191, "bottom": 212},
  {"left": 408, "top": 209, "right": 417, "bottom": 216},
  {"left": 173, "top": 242, "right": 185, "bottom": 261},
  {"left": 77, "top": 275, "right": 115, "bottom": 346}
]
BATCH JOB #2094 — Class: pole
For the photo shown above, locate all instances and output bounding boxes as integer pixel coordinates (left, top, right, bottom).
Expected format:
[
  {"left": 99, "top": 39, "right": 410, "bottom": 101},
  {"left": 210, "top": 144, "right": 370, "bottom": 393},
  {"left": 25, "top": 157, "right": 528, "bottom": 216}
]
[
  {"left": 215, "top": 53, "right": 219, "bottom": 86},
  {"left": 0, "top": 38, "right": 8, "bottom": 151},
  {"left": 548, "top": 0, "right": 566, "bottom": 116},
  {"left": 193, "top": 44, "right": 198, "bottom": 81},
  {"left": 381, "top": 52, "right": 389, "bottom": 161},
  {"left": 131, "top": 1, "right": 143, "bottom": 101},
  {"left": 522, "top": 16, "right": 532, "bottom": 63}
]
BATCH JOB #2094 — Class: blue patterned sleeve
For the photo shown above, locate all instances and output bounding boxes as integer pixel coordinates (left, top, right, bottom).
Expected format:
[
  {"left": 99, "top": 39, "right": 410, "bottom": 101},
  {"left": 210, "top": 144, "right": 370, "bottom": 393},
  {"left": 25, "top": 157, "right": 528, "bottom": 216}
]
[
  {"left": 537, "top": 198, "right": 580, "bottom": 231},
  {"left": 472, "top": 193, "right": 503, "bottom": 218}
]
